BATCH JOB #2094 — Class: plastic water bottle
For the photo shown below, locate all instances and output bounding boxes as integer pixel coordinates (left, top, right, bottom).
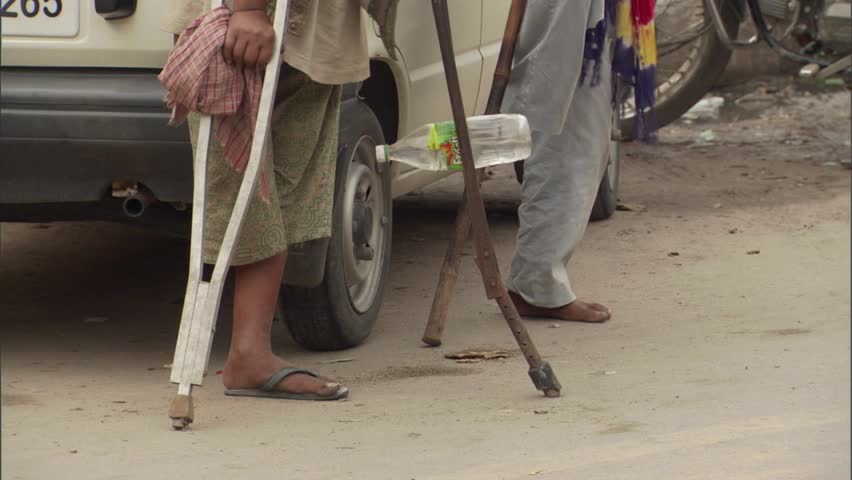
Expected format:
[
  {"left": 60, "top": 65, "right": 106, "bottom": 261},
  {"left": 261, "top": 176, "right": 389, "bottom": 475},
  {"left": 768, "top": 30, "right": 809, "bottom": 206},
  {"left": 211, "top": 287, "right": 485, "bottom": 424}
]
[{"left": 375, "top": 114, "right": 531, "bottom": 171}]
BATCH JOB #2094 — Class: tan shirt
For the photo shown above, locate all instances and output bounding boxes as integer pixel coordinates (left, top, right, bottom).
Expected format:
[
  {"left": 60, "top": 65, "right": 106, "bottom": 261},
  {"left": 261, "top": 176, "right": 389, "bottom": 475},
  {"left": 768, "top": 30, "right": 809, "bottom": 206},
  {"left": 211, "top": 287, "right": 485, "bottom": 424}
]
[{"left": 162, "top": 0, "right": 370, "bottom": 85}]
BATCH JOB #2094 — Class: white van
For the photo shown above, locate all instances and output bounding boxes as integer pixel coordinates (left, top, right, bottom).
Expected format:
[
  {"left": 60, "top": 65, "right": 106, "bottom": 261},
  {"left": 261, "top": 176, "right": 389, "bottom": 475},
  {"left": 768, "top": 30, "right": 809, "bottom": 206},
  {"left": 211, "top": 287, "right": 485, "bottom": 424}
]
[{"left": 0, "top": 0, "right": 618, "bottom": 350}]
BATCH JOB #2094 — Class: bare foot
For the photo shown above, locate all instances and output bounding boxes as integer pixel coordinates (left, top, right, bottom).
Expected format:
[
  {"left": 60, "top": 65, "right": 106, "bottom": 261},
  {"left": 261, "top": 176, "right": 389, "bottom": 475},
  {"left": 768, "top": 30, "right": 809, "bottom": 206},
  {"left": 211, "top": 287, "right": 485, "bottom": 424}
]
[
  {"left": 509, "top": 291, "right": 611, "bottom": 323},
  {"left": 222, "top": 351, "right": 345, "bottom": 398}
]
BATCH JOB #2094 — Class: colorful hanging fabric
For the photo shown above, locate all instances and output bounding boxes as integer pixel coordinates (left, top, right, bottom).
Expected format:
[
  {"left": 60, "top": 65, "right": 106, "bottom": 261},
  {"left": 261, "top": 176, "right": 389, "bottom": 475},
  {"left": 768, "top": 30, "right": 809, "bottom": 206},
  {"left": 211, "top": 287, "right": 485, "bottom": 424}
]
[
  {"left": 611, "top": 0, "right": 658, "bottom": 142},
  {"left": 583, "top": 0, "right": 658, "bottom": 142}
]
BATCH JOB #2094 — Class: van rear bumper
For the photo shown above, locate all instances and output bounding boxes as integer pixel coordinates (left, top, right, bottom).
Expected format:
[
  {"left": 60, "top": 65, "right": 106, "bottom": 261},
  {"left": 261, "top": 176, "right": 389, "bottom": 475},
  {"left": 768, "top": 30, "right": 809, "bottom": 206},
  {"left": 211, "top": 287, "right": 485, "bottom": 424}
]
[{"left": 0, "top": 68, "right": 193, "bottom": 205}]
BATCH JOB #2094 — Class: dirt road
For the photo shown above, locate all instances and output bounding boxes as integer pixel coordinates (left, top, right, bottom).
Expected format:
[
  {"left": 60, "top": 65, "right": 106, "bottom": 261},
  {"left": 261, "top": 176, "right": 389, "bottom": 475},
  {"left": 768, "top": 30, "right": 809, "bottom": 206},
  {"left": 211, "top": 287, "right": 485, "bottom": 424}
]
[{"left": 1, "top": 82, "right": 850, "bottom": 479}]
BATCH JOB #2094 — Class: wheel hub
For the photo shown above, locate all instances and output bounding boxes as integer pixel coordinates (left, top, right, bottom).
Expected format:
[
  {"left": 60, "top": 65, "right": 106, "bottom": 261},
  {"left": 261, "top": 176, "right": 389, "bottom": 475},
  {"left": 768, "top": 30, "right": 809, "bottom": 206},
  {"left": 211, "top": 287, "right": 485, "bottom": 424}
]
[
  {"left": 339, "top": 136, "right": 387, "bottom": 314},
  {"left": 352, "top": 192, "right": 375, "bottom": 261}
]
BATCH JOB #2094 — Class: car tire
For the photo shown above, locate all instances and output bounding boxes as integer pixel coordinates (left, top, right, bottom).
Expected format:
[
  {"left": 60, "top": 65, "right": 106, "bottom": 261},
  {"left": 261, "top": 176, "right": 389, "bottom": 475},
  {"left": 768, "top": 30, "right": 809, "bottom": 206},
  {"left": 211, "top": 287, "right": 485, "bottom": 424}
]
[
  {"left": 280, "top": 100, "right": 391, "bottom": 351},
  {"left": 590, "top": 99, "right": 622, "bottom": 222},
  {"left": 590, "top": 138, "right": 620, "bottom": 221}
]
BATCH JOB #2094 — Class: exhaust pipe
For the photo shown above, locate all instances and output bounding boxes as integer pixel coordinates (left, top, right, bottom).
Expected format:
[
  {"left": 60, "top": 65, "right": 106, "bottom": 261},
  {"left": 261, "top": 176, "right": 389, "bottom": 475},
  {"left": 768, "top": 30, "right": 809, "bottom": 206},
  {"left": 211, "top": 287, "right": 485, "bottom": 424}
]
[{"left": 122, "top": 187, "right": 155, "bottom": 218}]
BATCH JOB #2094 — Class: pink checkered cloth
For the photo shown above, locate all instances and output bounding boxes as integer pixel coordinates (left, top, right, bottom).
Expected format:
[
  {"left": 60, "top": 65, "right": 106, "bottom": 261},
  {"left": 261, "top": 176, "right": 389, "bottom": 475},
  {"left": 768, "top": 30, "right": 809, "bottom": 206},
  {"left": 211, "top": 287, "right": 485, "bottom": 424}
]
[{"left": 158, "top": 6, "right": 270, "bottom": 201}]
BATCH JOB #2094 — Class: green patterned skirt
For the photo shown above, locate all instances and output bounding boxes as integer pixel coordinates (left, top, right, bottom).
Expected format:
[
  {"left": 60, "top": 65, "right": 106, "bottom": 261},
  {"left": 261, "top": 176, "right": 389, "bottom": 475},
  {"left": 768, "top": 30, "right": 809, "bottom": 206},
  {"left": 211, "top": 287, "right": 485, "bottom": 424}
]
[{"left": 189, "top": 64, "right": 340, "bottom": 266}]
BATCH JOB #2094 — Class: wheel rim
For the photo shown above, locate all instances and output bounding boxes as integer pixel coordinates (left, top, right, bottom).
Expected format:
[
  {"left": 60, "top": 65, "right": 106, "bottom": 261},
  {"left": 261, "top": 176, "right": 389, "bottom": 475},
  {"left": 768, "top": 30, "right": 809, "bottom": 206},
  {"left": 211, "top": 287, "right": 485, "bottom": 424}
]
[
  {"left": 340, "top": 136, "right": 387, "bottom": 314},
  {"left": 608, "top": 103, "right": 622, "bottom": 194},
  {"left": 607, "top": 137, "right": 620, "bottom": 192},
  {"left": 622, "top": 0, "right": 710, "bottom": 121}
]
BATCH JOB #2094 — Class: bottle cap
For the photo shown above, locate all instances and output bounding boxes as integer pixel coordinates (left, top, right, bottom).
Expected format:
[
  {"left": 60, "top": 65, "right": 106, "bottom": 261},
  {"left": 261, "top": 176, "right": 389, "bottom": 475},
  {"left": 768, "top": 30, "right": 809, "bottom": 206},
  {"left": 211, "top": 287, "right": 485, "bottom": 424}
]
[{"left": 375, "top": 145, "right": 389, "bottom": 164}]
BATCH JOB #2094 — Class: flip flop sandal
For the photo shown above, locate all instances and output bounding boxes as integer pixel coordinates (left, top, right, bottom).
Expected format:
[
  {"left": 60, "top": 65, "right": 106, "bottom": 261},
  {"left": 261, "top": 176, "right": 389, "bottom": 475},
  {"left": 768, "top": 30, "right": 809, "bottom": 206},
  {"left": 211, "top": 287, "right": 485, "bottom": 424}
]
[{"left": 224, "top": 367, "right": 349, "bottom": 401}]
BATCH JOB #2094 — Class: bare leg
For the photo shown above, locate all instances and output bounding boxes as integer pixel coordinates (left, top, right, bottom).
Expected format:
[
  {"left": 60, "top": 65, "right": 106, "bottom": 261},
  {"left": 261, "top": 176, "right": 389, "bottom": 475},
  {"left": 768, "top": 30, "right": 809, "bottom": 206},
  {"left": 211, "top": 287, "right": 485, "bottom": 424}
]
[{"left": 221, "top": 252, "right": 343, "bottom": 397}]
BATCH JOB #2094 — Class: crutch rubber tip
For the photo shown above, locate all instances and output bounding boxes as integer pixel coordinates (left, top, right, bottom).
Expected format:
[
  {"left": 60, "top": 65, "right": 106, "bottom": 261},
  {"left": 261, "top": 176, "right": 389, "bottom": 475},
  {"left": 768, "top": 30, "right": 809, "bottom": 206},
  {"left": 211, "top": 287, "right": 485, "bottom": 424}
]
[
  {"left": 528, "top": 362, "right": 562, "bottom": 395},
  {"left": 543, "top": 388, "right": 561, "bottom": 398},
  {"left": 172, "top": 418, "right": 192, "bottom": 430},
  {"left": 421, "top": 336, "right": 442, "bottom": 347},
  {"left": 168, "top": 394, "right": 194, "bottom": 430}
]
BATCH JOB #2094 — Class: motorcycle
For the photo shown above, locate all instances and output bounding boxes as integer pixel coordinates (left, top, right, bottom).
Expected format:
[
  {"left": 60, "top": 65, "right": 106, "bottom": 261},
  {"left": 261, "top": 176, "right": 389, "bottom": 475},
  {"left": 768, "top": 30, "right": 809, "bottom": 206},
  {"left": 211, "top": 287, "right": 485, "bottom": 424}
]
[
  {"left": 528, "top": 0, "right": 850, "bottom": 220},
  {"left": 620, "top": 0, "right": 852, "bottom": 138}
]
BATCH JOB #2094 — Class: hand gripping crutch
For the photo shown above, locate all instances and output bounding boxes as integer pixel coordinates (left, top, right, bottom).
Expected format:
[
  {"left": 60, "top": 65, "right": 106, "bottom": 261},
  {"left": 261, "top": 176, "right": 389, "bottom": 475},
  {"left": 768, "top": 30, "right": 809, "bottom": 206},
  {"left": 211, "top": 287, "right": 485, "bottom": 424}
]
[{"left": 168, "top": 0, "right": 289, "bottom": 430}]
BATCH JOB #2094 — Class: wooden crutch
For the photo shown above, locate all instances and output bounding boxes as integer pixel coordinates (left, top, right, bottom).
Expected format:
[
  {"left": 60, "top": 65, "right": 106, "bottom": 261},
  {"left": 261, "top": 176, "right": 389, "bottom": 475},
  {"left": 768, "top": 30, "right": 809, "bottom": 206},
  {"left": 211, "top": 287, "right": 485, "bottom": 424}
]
[
  {"left": 167, "top": 0, "right": 290, "bottom": 430},
  {"left": 423, "top": 0, "right": 526, "bottom": 347},
  {"left": 429, "top": 0, "right": 561, "bottom": 397}
]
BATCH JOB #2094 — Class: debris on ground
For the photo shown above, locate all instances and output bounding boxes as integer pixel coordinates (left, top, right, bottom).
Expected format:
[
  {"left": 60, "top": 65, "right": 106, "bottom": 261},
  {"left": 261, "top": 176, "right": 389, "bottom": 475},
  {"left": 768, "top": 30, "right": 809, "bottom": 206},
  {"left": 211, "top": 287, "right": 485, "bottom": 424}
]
[
  {"left": 799, "top": 63, "right": 821, "bottom": 77},
  {"left": 533, "top": 410, "right": 549, "bottom": 415},
  {"left": 693, "top": 129, "right": 718, "bottom": 145},
  {"left": 668, "top": 252, "right": 680, "bottom": 257},
  {"left": 548, "top": 323, "right": 561, "bottom": 328},
  {"left": 357, "top": 365, "right": 474, "bottom": 382},
  {"left": 616, "top": 202, "right": 647, "bottom": 213},
  {"left": 320, "top": 358, "right": 357, "bottom": 364},
  {"left": 735, "top": 92, "right": 778, "bottom": 111},
  {"left": 445, "top": 348, "right": 510, "bottom": 363},
  {"left": 747, "top": 250, "right": 761, "bottom": 255},
  {"left": 682, "top": 96, "right": 725, "bottom": 121}
]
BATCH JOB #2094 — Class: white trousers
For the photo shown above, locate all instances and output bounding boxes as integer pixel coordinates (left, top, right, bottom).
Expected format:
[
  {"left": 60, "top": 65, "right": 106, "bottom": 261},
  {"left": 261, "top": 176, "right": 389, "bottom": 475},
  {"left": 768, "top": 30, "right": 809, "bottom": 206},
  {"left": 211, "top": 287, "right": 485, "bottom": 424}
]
[{"left": 505, "top": 2, "right": 612, "bottom": 307}]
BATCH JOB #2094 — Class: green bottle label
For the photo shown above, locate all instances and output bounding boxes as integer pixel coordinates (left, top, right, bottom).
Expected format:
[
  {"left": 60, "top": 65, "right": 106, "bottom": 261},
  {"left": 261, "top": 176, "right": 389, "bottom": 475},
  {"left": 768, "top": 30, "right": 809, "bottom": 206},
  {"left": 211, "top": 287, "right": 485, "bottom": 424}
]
[{"left": 426, "top": 121, "right": 463, "bottom": 171}]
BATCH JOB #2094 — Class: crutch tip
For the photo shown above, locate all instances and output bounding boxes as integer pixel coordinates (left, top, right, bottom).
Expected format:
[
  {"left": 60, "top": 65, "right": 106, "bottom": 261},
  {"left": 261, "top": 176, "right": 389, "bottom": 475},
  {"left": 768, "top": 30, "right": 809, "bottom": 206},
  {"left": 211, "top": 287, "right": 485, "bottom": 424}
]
[
  {"left": 168, "top": 394, "right": 194, "bottom": 430},
  {"left": 543, "top": 388, "right": 561, "bottom": 398},
  {"left": 421, "top": 336, "right": 443, "bottom": 347},
  {"left": 528, "top": 361, "right": 562, "bottom": 395},
  {"left": 171, "top": 417, "right": 192, "bottom": 430}
]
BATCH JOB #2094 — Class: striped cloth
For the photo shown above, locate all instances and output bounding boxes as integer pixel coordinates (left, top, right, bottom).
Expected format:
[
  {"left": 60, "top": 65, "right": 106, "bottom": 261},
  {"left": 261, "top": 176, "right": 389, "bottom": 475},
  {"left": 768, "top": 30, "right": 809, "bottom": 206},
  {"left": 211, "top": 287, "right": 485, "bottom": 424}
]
[
  {"left": 158, "top": 6, "right": 270, "bottom": 200},
  {"left": 582, "top": 0, "right": 658, "bottom": 142},
  {"left": 611, "top": 0, "right": 658, "bottom": 141}
]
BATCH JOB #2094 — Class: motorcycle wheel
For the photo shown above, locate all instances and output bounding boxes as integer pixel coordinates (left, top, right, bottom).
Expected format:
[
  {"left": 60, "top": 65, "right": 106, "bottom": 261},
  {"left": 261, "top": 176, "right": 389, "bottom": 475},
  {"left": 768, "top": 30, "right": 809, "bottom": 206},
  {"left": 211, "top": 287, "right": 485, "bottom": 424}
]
[{"left": 620, "top": 0, "right": 742, "bottom": 140}]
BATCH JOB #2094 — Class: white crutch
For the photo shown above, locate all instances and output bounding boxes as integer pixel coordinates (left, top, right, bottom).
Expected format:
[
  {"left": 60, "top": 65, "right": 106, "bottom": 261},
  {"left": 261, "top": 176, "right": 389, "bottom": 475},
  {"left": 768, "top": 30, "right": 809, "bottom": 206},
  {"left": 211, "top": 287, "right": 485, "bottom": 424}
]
[{"left": 168, "top": 0, "right": 289, "bottom": 430}]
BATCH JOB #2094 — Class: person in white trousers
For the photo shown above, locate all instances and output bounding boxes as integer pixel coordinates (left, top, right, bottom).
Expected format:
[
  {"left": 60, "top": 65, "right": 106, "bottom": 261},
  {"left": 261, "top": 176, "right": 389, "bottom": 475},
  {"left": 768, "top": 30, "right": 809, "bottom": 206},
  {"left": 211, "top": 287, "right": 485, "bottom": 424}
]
[{"left": 504, "top": 0, "right": 613, "bottom": 323}]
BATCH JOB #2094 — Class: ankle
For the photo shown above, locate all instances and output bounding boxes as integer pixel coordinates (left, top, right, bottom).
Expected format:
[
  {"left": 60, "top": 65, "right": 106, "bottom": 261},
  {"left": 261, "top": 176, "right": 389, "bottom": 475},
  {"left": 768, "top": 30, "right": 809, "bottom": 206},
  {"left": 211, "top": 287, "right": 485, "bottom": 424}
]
[
  {"left": 222, "top": 350, "right": 287, "bottom": 389},
  {"left": 227, "top": 343, "right": 272, "bottom": 364}
]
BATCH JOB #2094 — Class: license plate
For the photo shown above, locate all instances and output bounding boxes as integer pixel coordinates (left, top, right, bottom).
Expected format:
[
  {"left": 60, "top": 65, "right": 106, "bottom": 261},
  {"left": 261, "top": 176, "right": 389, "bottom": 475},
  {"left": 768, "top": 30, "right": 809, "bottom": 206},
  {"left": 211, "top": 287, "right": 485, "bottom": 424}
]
[{"left": 1, "top": 0, "right": 79, "bottom": 38}]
